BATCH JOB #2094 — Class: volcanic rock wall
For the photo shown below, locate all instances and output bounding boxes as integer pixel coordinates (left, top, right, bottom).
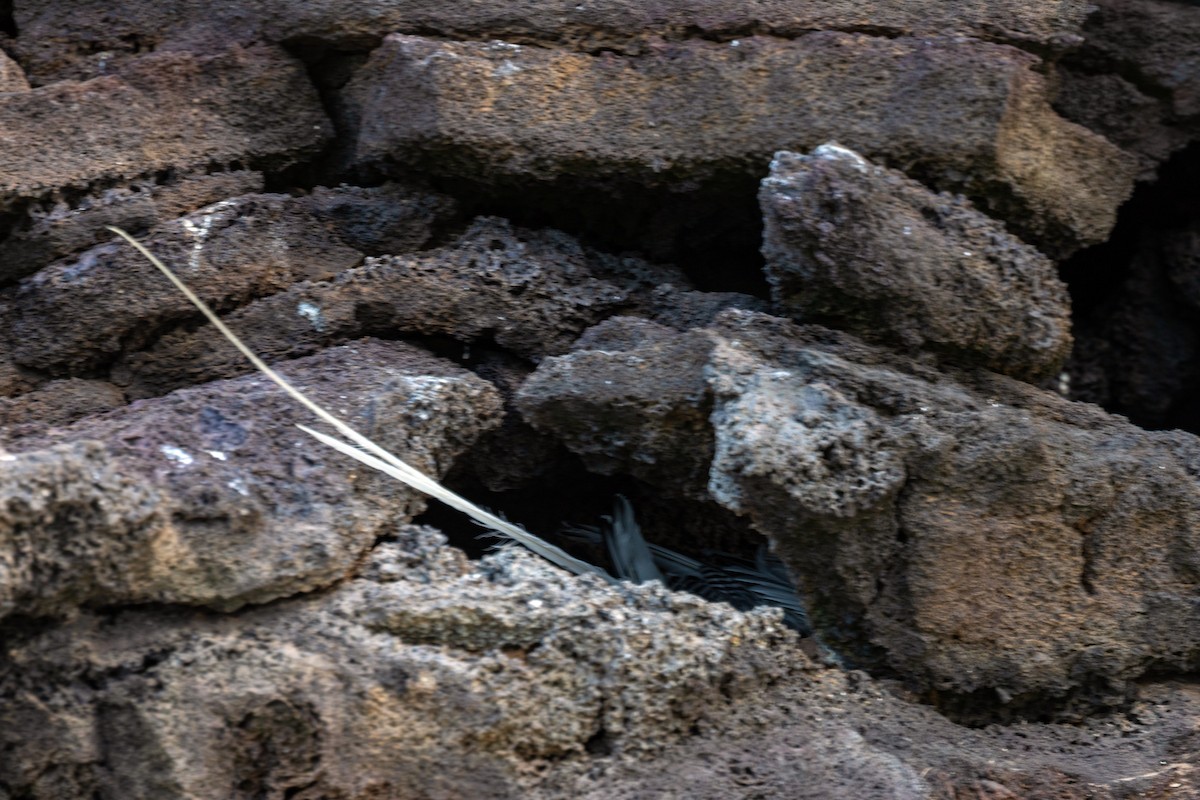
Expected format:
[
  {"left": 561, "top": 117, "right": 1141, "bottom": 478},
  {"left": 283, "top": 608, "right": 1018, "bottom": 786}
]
[{"left": 1, "top": 2, "right": 1199, "bottom": 798}]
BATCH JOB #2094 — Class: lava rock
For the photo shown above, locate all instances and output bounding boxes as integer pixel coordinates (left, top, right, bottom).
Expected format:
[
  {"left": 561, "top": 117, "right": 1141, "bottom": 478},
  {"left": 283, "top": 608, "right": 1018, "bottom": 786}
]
[
  {"left": 112, "top": 217, "right": 654, "bottom": 397},
  {"left": 2, "top": 527, "right": 1198, "bottom": 799},
  {"left": 341, "top": 33, "right": 1134, "bottom": 255},
  {"left": 0, "top": 48, "right": 30, "bottom": 92},
  {"left": 517, "top": 310, "right": 1200, "bottom": 707},
  {"left": 13, "top": 0, "right": 1093, "bottom": 85},
  {"left": 0, "top": 339, "right": 503, "bottom": 615},
  {"left": 0, "top": 170, "right": 266, "bottom": 285},
  {"left": 0, "top": 43, "right": 330, "bottom": 213},
  {"left": 7, "top": 193, "right": 365, "bottom": 374},
  {"left": 1055, "top": 0, "right": 1200, "bottom": 179},
  {"left": 760, "top": 144, "right": 1072, "bottom": 382}
]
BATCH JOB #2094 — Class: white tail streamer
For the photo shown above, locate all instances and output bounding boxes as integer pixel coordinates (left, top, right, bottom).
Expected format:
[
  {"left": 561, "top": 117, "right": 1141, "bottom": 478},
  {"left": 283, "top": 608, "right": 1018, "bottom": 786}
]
[{"left": 107, "top": 225, "right": 611, "bottom": 581}]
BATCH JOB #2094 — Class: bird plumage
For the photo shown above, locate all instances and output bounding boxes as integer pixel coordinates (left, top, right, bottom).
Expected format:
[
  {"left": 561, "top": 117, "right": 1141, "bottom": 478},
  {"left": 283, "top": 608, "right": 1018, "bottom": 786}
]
[{"left": 565, "top": 496, "right": 812, "bottom": 635}]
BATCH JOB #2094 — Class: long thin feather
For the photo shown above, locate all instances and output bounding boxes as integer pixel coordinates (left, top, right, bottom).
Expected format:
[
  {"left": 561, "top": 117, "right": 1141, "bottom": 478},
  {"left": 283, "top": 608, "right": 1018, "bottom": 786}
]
[
  {"left": 107, "top": 225, "right": 611, "bottom": 581},
  {"left": 603, "top": 495, "right": 664, "bottom": 584},
  {"left": 299, "top": 425, "right": 609, "bottom": 578}
]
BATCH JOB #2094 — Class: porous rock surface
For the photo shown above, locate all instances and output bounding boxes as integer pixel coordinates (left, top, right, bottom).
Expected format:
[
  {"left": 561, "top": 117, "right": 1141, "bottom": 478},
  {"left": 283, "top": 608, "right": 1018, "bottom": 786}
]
[
  {"left": 760, "top": 145, "right": 1072, "bottom": 382},
  {"left": 342, "top": 32, "right": 1132, "bottom": 256},
  {"left": 5, "top": 186, "right": 454, "bottom": 375},
  {"left": 1054, "top": 0, "right": 1200, "bottom": 180},
  {"left": 0, "top": 48, "right": 29, "bottom": 92},
  {"left": 13, "top": 0, "right": 1092, "bottom": 76},
  {"left": 0, "top": 43, "right": 329, "bottom": 216},
  {"left": 2, "top": 529, "right": 1197, "bottom": 800},
  {"left": 0, "top": 170, "right": 268, "bottom": 285},
  {"left": 1, "top": 0, "right": 1199, "bottom": 798},
  {"left": 111, "top": 216, "right": 669, "bottom": 397},
  {"left": 518, "top": 310, "right": 1200, "bottom": 709},
  {"left": 0, "top": 339, "right": 503, "bottom": 615}
]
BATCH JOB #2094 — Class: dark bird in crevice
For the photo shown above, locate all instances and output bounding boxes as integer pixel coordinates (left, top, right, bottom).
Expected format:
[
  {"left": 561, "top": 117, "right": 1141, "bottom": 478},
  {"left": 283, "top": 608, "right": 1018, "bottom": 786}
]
[{"left": 563, "top": 496, "right": 812, "bottom": 636}]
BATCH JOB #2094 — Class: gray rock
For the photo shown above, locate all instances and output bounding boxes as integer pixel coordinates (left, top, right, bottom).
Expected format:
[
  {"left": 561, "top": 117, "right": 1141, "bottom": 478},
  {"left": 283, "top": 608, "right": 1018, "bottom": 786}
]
[
  {"left": 8, "top": 193, "right": 365, "bottom": 374},
  {"left": 760, "top": 145, "right": 1072, "bottom": 382},
  {"left": 517, "top": 310, "right": 1200, "bottom": 706},
  {"left": 1055, "top": 0, "right": 1200, "bottom": 179},
  {"left": 0, "top": 532, "right": 814, "bottom": 799},
  {"left": 0, "top": 170, "right": 266, "bottom": 285},
  {"left": 113, "top": 217, "right": 639, "bottom": 397},
  {"left": 518, "top": 317, "right": 717, "bottom": 494},
  {"left": 304, "top": 182, "right": 457, "bottom": 256},
  {"left": 0, "top": 338, "right": 503, "bottom": 615}
]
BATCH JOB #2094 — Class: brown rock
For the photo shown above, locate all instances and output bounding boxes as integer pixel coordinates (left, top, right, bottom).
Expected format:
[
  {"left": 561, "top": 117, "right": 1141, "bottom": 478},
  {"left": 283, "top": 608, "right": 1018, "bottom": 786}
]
[
  {"left": 0, "top": 170, "right": 265, "bottom": 284},
  {"left": 0, "top": 339, "right": 503, "bottom": 615},
  {"left": 113, "top": 217, "right": 679, "bottom": 398},
  {"left": 0, "top": 378, "right": 126, "bottom": 434},
  {"left": 7, "top": 193, "right": 364, "bottom": 374},
  {"left": 2, "top": 528, "right": 1198, "bottom": 800},
  {"left": 0, "top": 440, "right": 162, "bottom": 620},
  {"left": 760, "top": 145, "right": 1072, "bottom": 382},
  {"left": 0, "top": 43, "right": 330, "bottom": 213},
  {"left": 13, "top": 0, "right": 1091, "bottom": 84},
  {"left": 343, "top": 33, "right": 1134, "bottom": 255},
  {"left": 0, "top": 48, "right": 29, "bottom": 92},
  {"left": 1054, "top": 0, "right": 1200, "bottom": 179},
  {"left": 517, "top": 311, "right": 1200, "bottom": 707}
]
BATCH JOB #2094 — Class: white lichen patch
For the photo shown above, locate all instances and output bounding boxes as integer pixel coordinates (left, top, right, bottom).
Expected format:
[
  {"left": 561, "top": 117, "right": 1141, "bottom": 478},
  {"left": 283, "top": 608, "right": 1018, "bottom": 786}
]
[
  {"left": 296, "top": 300, "right": 325, "bottom": 332},
  {"left": 811, "top": 142, "right": 870, "bottom": 173},
  {"left": 493, "top": 60, "right": 521, "bottom": 78},
  {"left": 160, "top": 445, "right": 194, "bottom": 466},
  {"left": 396, "top": 375, "right": 460, "bottom": 422}
]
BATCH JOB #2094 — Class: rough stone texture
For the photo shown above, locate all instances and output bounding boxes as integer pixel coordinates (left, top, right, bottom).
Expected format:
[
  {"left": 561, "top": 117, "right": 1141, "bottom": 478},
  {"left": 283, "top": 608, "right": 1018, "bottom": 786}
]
[
  {"left": 7, "top": 194, "right": 366, "bottom": 375},
  {"left": 760, "top": 145, "right": 1072, "bottom": 382},
  {"left": 0, "top": 339, "right": 503, "bottom": 616},
  {"left": 2, "top": 530, "right": 1197, "bottom": 800},
  {"left": 5, "top": 185, "right": 459, "bottom": 377},
  {"left": 0, "top": 48, "right": 30, "bottom": 92},
  {"left": 12, "top": 0, "right": 1091, "bottom": 85},
  {"left": 1074, "top": 0, "right": 1200, "bottom": 120},
  {"left": 0, "top": 170, "right": 266, "bottom": 285},
  {"left": 518, "top": 317, "right": 716, "bottom": 495},
  {"left": 342, "top": 33, "right": 1135, "bottom": 255},
  {"left": 0, "top": 378, "right": 126, "bottom": 435},
  {"left": 304, "top": 182, "right": 457, "bottom": 256},
  {"left": 1054, "top": 0, "right": 1200, "bottom": 179},
  {"left": 0, "top": 0, "right": 1197, "bottom": 795},
  {"left": 112, "top": 217, "right": 655, "bottom": 397},
  {"left": 517, "top": 311, "right": 1200, "bottom": 709},
  {"left": 0, "top": 440, "right": 162, "bottom": 620},
  {"left": 0, "top": 43, "right": 330, "bottom": 213}
]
